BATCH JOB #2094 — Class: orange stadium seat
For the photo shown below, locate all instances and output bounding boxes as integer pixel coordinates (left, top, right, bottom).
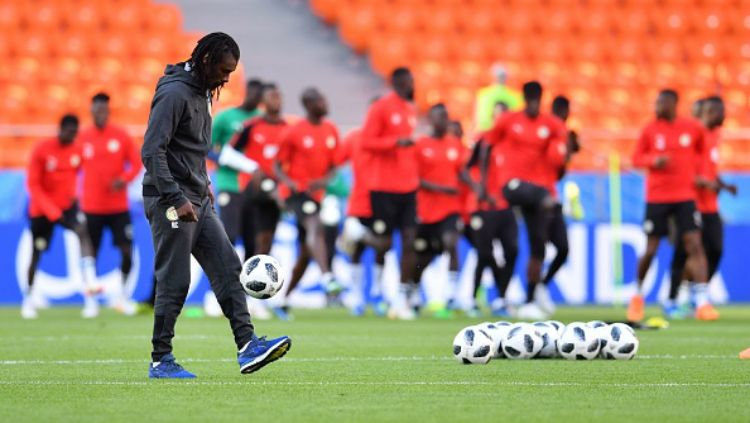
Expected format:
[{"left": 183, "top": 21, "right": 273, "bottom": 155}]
[
  {"left": 0, "top": 0, "right": 198, "bottom": 167},
  {"left": 338, "top": 4, "right": 379, "bottom": 53}
]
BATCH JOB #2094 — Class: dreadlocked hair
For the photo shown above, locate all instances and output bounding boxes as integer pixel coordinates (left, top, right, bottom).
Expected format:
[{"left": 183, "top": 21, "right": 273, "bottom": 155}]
[{"left": 188, "top": 32, "right": 240, "bottom": 99}]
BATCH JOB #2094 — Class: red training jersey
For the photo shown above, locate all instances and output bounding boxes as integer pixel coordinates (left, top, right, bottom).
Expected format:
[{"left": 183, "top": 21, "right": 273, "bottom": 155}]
[
  {"left": 696, "top": 127, "right": 720, "bottom": 213},
  {"left": 79, "top": 124, "right": 141, "bottom": 214},
  {"left": 231, "top": 116, "right": 289, "bottom": 189},
  {"left": 632, "top": 117, "right": 705, "bottom": 203},
  {"left": 276, "top": 119, "right": 339, "bottom": 202},
  {"left": 415, "top": 135, "right": 467, "bottom": 224},
  {"left": 335, "top": 129, "right": 373, "bottom": 218},
  {"left": 360, "top": 91, "right": 418, "bottom": 193},
  {"left": 484, "top": 111, "right": 567, "bottom": 188},
  {"left": 27, "top": 138, "right": 82, "bottom": 220}
]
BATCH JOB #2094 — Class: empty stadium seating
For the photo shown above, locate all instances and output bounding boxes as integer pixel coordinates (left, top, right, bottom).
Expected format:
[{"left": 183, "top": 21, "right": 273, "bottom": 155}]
[
  {"left": 0, "top": 0, "right": 245, "bottom": 168},
  {"left": 311, "top": 0, "right": 750, "bottom": 170}
]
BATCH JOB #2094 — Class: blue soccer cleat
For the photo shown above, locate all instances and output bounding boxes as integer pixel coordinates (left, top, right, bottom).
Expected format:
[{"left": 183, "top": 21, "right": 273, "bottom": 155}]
[
  {"left": 237, "top": 334, "right": 291, "bottom": 374},
  {"left": 491, "top": 304, "right": 511, "bottom": 318},
  {"left": 662, "top": 303, "right": 688, "bottom": 320},
  {"left": 148, "top": 353, "right": 196, "bottom": 379}
]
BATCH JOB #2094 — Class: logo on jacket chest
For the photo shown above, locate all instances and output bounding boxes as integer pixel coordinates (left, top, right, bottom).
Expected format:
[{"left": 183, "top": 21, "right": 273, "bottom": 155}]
[
  {"left": 679, "top": 133, "right": 692, "bottom": 147},
  {"left": 107, "top": 139, "right": 120, "bottom": 153},
  {"left": 303, "top": 136, "right": 315, "bottom": 149},
  {"left": 536, "top": 126, "right": 550, "bottom": 139}
]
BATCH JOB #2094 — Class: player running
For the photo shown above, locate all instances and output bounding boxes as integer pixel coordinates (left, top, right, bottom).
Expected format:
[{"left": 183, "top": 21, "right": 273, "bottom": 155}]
[
  {"left": 536, "top": 95, "right": 581, "bottom": 315},
  {"left": 335, "top": 127, "right": 389, "bottom": 316},
  {"left": 24, "top": 115, "right": 100, "bottom": 319},
  {"left": 629, "top": 89, "right": 719, "bottom": 322},
  {"left": 360, "top": 67, "right": 420, "bottom": 320},
  {"left": 412, "top": 104, "right": 467, "bottom": 317},
  {"left": 666, "top": 96, "right": 737, "bottom": 319},
  {"left": 484, "top": 81, "right": 568, "bottom": 320},
  {"left": 79, "top": 92, "right": 142, "bottom": 316},
  {"left": 274, "top": 87, "right": 341, "bottom": 319},
  {"left": 141, "top": 32, "right": 290, "bottom": 378}
]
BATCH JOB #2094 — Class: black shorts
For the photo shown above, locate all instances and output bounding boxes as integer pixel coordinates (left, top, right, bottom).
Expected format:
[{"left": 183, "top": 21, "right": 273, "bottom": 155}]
[
  {"left": 85, "top": 211, "right": 133, "bottom": 251},
  {"left": 469, "top": 209, "right": 519, "bottom": 257},
  {"left": 414, "top": 214, "right": 461, "bottom": 256},
  {"left": 286, "top": 192, "right": 320, "bottom": 222},
  {"left": 30, "top": 202, "right": 84, "bottom": 252},
  {"left": 644, "top": 201, "right": 700, "bottom": 238},
  {"left": 502, "top": 179, "right": 550, "bottom": 209},
  {"left": 244, "top": 184, "right": 281, "bottom": 233},
  {"left": 357, "top": 216, "right": 374, "bottom": 230},
  {"left": 216, "top": 191, "right": 244, "bottom": 242},
  {"left": 370, "top": 191, "right": 417, "bottom": 236}
]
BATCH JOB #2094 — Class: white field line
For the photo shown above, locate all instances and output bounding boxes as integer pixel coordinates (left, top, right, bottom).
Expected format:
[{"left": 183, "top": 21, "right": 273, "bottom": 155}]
[
  {"left": 0, "top": 354, "right": 737, "bottom": 366},
  {"left": 0, "top": 380, "right": 748, "bottom": 388}
]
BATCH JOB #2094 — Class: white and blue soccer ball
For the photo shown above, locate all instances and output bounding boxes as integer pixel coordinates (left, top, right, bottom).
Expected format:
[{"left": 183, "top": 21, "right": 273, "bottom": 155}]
[
  {"left": 453, "top": 326, "right": 494, "bottom": 364},
  {"left": 546, "top": 320, "right": 566, "bottom": 336},
  {"left": 502, "top": 323, "right": 543, "bottom": 359},
  {"left": 240, "top": 254, "right": 284, "bottom": 299},
  {"left": 557, "top": 322, "right": 601, "bottom": 360},
  {"left": 532, "top": 321, "right": 560, "bottom": 358},
  {"left": 483, "top": 321, "right": 513, "bottom": 358},
  {"left": 599, "top": 323, "right": 639, "bottom": 360}
]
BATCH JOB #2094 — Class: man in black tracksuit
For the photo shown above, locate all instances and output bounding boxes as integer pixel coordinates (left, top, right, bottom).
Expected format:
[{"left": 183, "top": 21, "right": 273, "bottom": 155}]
[{"left": 141, "top": 32, "right": 290, "bottom": 378}]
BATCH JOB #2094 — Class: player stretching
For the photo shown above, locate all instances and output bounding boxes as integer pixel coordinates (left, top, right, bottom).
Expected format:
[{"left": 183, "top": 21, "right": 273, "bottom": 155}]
[
  {"left": 274, "top": 88, "right": 340, "bottom": 319},
  {"left": 361, "top": 67, "right": 420, "bottom": 320},
  {"left": 224, "top": 83, "right": 288, "bottom": 257},
  {"left": 141, "top": 32, "right": 289, "bottom": 378},
  {"left": 79, "top": 93, "right": 142, "bottom": 315},
  {"left": 413, "top": 104, "right": 467, "bottom": 316},
  {"left": 629, "top": 89, "right": 719, "bottom": 322},
  {"left": 666, "top": 96, "right": 737, "bottom": 319},
  {"left": 537, "top": 95, "right": 581, "bottom": 314},
  {"left": 485, "top": 81, "right": 567, "bottom": 320},
  {"left": 24, "top": 115, "right": 100, "bottom": 319},
  {"left": 211, "top": 78, "right": 263, "bottom": 250}
]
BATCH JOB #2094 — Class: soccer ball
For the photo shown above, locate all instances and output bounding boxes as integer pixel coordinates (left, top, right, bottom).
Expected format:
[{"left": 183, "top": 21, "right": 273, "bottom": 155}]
[
  {"left": 492, "top": 321, "right": 513, "bottom": 358},
  {"left": 453, "top": 326, "right": 494, "bottom": 364},
  {"left": 557, "top": 321, "right": 600, "bottom": 360},
  {"left": 600, "top": 323, "right": 639, "bottom": 360},
  {"left": 587, "top": 320, "right": 607, "bottom": 329},
  {"left": 502, "top": 323, "right": 543, "bottom": 359},
  {"left": 546, "top": 320, "right": 566, "bottom": 336},
  {"left": 482, "top": 322, "right": 512, "bottom": 358},
  {"left": 240, "top": 254, "right": 284, "bottom": 299},
  {"left": 532, "top": 322, "right": 559, "bottom": 358}
]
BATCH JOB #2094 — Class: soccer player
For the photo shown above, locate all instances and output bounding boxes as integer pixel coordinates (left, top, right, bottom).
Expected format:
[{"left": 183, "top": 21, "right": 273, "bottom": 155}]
[
  {"left": 666, "top": 96, "right": 737, "bottom": 319},
  {"left": 210, "top": 78, "right": 264, "bottom": 249},
  {"left": 79, "top": 92, "right": 141, "bottom": 315},
  {"left": 274, "top": 87, "right": 340, "bottom": 318},
  {"left": 224, "top": 83, "right": 288, "bottom": 256},
  {"left": 412, "top": 104, "right": 467, "bottom": 316},
  {"left": 24, "top": 114, "right": 100, "bottom": 319},
  {"left": 360, "top": 67, "right": 420, "bottom": 320},
  {"left": 485, "top": 81, "right": 568, "bottom": 320},
  {"left": 537, "top": 95, "right": 580, "bottom": 314},
  {"left": 141, "top": 32, "right": 290, "bottom": 378},
  {"left": 335, "top": 127, "right": 389, "bottom": 316},
  {"left": 629, "top": 89, "right": 719, "bottom": 322}
]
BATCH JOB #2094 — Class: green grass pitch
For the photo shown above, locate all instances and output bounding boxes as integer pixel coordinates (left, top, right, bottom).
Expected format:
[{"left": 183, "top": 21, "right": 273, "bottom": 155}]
[{"left": 0, "top": 306, "right": 748, "bottom": 422}]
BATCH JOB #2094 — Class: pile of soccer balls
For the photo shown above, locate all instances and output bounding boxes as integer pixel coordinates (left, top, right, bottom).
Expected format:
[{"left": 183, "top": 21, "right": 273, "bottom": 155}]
[{"left": 452, "top": 320, "right": 639, "bottom": 364}]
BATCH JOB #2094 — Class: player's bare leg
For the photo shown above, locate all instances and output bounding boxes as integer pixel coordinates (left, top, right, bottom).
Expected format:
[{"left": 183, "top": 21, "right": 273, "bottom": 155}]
[{"left": 629, "top": 236, "right": 660, "bottom": 321}]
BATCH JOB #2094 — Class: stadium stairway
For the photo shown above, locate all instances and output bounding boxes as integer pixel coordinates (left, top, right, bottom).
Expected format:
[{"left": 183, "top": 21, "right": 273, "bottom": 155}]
[{"left": 173, "top": 0, "right": 385, "bottom": 129}]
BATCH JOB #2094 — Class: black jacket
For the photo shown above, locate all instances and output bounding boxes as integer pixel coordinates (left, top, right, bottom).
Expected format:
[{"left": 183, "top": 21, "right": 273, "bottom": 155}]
[{"left": 141, "top": 63, "right": 212, "bottom": 208}]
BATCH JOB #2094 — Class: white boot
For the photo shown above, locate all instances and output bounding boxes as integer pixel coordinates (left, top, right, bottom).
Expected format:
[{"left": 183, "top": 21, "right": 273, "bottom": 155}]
[
  {"left": 21, "top": 296, "right": 38, "bottom": 319},
  {"left": 81, "top": 295, "right": 99, "bottom": 319},
  {"left": 517, "top": 302, "right": 548, "bottom": 320},
  {"left": 535, "top": 284, "right": 556, "bottom": 315}
]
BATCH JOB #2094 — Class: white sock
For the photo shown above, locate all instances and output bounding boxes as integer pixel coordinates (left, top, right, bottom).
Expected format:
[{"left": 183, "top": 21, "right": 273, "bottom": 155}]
[
  {"left": 396, "top": 284, "right": 410, "bottom": 310},
  {"left": 693, "top": 283, "right": 710, "bottom": 307},
  {"left": 408, "top": 283, "right": 421, "bottom": 308},
  {"left": 83, "top": 293, "right": 98, "bottom": 309},
  {"left": 81, "top": 256, "right": 97, "bottom": 289},
  {"left": 371, "top": 264, "right": 384, "bottom": 298},
  {"left": 351, "top": 263, "right": 364, "bottom": 305},
  {"left": 491, "top": 297, "right": 505, "bottom": 310},
  {"left": 321, "top": 272, "right": 334, "bottom": 284},
  {"left": 636, "top": 283, "right": 645, "bottom": 296}
]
